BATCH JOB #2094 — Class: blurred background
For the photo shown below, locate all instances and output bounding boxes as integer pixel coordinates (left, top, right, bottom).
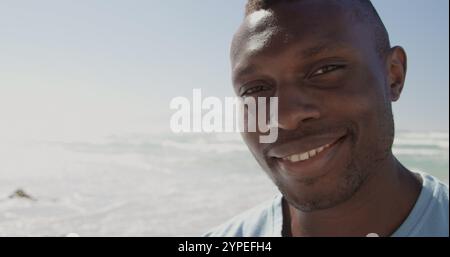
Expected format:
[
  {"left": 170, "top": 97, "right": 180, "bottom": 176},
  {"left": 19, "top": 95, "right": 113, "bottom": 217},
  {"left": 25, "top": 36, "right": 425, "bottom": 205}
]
[{"left": 0, "top": 0, "right": 448, "bottom": 236}]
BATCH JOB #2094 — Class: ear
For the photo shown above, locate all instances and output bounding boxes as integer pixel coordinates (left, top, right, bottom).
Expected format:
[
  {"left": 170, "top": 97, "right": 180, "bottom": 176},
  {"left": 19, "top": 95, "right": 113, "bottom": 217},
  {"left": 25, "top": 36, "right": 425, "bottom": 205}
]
[{"left": 386, "top": 46, "right": 407, "bottom": 102}]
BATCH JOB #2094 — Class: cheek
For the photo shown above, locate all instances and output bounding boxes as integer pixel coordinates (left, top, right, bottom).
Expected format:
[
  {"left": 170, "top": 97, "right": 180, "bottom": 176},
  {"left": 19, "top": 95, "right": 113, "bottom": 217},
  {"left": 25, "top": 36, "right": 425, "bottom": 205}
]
[
  {"left": 339, "top": 92, "right": 377, "bottom": 121},
  {"left": 240, "top": 101, "right": 265, "bottom": 161},
  {"left": 241, "top": 131, "right": 259, "bottom": 150},
  {"left": 242, "top": 97, "right": 273, "bottom": 132},
  {"left": 328, "top": 70, "right": 386, "bottom": 125},
  {"left": 241, "top": 131, "right": 278, "bottom": 180},
  {"left": 241, "top": 129, "right": 264, "bottom": 164},
  {"left": 327, "top": 74, "right": 392, "bottom": 152}
]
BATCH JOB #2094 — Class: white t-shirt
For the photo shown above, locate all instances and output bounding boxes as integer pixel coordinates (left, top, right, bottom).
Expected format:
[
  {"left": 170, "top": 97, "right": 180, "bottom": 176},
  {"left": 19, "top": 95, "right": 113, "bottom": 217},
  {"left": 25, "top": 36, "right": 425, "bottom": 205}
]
[{"left": 203, "top": 172, "right": 449, "bottom": 237}]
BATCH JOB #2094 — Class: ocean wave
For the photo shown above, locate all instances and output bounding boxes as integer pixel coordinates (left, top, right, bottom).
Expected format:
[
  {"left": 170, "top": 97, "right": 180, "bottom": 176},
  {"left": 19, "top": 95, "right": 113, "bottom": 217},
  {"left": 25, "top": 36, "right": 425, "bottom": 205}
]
[
  {"left": 396, "top": 131, "right": 449, "bottom": 140},
  {"left": 161, "top": 139, "right": 247, "bottom": 154},
  {"left": 392, "top": 147, "right": 448, "bottom": 156},
  {"left": 393, "top": 138, "right": 449, "bottom": 149}
]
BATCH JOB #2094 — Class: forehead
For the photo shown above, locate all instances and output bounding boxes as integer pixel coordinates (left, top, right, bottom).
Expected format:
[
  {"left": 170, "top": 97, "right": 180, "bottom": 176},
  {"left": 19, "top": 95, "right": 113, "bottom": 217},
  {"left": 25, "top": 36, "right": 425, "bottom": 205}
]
[{"left": 231, "top": 1, "right": 369, "bottom": 77}]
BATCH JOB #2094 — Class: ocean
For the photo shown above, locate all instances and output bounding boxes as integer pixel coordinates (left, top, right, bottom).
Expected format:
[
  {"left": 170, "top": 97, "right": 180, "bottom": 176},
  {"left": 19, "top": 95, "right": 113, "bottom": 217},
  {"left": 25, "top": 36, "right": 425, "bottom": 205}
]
[{"left": 0, "top": 131, "right": 448, "bottom": 236}]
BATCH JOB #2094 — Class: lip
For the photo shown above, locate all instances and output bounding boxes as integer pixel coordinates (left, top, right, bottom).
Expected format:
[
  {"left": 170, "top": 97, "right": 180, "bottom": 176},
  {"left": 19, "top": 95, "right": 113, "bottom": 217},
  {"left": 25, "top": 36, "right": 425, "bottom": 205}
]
[
  {"left": 267, "top": 133, "right": 347, "bottom": 159},
  {"left": 269, "top": 134, "right": 348, "bottom": 178}
]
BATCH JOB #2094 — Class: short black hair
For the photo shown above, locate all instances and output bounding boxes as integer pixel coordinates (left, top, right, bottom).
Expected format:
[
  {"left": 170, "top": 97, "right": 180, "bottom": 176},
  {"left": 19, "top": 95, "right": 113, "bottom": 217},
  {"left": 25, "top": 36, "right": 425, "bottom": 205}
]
[{"left": 244, "top": 0, "right": 391, "bottom": 57}]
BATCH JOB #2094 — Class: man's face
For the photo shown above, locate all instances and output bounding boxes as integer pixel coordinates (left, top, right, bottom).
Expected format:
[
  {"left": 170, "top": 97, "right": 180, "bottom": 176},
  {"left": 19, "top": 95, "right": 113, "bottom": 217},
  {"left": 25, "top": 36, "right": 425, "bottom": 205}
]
[{"left": 231, "top": 1, "right": 397, "bottom": 211}]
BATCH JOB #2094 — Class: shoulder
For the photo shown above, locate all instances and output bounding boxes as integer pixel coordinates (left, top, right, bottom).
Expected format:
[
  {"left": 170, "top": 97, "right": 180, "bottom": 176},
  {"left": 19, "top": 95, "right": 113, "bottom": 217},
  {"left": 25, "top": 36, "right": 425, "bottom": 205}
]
[
  {"left": 407, "top": 172, "right": 449, "bottom": 236},
  {"left": 421, "top": 172, "right": 449, "bottom": 205},
  {"left": 202, "top": 194, "right": 282, "bottom": 237}
]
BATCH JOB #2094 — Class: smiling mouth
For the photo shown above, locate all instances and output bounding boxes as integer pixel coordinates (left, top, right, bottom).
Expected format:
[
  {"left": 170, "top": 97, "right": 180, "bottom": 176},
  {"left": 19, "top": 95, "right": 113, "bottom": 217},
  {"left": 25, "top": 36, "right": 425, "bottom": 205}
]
[
  {"left": 279, "top": 136, "right": 344, "bottom": 163},
  {"left": 281, "top": 143, "right": 331, "bottom": 162}
]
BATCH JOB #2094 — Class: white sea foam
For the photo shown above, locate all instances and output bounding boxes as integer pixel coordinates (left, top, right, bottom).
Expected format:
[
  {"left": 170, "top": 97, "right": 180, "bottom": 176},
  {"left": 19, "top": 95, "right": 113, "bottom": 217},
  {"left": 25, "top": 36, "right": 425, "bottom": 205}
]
[
  {"left": 392, "top": 148, "right": 446, "bottom": 156},
  {"left": 0, "top": 131, "right": 447, "bottom": 236},
  {"left": 394, "top": 138, "right": 449, "bottom": 149}
]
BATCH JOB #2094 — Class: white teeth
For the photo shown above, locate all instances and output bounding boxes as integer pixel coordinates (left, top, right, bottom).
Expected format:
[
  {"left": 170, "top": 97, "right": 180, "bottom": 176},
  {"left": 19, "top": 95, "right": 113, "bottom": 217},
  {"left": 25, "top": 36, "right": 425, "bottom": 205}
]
[
  {"left": 299, "top": 152, "right": 309, "bottom": 161},
  {"left": 291, "top": 154, "right": 300, "bottom": 162},
  {"left": 283, "top": 142, "right": 333, "bottom": 163}
]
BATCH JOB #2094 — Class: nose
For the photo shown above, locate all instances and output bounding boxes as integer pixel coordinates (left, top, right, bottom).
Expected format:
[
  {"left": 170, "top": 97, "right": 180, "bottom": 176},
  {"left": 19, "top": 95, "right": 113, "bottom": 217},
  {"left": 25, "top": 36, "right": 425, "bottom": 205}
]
[{"left": 276, "top": 86, "right": 321, "bottom": 130}]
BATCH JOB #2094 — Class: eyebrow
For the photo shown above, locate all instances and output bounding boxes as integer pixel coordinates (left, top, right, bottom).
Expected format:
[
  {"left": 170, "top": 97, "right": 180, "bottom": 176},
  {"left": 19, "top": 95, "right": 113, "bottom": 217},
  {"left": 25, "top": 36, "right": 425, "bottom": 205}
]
[
  {"left": 232, "top": 65, "right": 258, "bottom": 83},
  {"left": 299, "top": 40, "right": 353, "bottom": 60},
  {"left": 233, "top": 41, "right": 351, "bottom": 82},
  {"left": 301, "top": 43, "right": 342, "bottom": 59}
]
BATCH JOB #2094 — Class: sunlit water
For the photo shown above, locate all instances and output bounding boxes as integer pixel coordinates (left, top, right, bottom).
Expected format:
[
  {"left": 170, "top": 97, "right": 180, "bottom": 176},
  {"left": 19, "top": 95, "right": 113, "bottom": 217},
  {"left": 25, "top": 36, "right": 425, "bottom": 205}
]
[{"left": 0, "top": 131, "right": 448, "bottom": 236}]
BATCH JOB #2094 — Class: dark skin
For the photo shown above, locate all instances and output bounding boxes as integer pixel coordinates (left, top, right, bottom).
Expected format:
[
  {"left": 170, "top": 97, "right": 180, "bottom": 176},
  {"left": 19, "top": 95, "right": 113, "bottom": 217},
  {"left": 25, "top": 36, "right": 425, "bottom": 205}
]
[{"left": 231, "top": 0, "right": 422, "bottom": 236}]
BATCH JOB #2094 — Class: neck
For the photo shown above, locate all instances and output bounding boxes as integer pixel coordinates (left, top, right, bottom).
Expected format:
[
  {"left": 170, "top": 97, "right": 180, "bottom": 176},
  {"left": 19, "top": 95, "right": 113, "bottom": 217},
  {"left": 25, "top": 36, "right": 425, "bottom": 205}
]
[{"left": 284, "top": 154, "right": 422, "bottom": 237}]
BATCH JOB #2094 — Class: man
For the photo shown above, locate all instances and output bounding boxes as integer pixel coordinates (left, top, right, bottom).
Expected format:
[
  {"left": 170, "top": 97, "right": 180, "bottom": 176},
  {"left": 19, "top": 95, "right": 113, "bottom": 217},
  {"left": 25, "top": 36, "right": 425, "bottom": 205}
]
[{"left": 204, "top": 0, "right": 449, "bottom": 237}]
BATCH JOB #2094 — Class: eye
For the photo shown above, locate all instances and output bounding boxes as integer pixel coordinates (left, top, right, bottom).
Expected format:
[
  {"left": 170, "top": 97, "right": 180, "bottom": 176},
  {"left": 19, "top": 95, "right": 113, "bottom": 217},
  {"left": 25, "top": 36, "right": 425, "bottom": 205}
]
[
  {"left": 311, "top": 64, "right": 345, "bottom": 77},
  {"left": 240, "top": 84, "right": 271, "bottom": 97}
]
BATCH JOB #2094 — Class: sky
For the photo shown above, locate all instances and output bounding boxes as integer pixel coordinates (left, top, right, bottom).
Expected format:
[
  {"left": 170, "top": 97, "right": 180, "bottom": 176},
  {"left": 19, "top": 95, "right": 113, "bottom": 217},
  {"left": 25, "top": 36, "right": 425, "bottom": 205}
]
[{"left": 0, "top": 0, "right": 448, "bottom": 142}]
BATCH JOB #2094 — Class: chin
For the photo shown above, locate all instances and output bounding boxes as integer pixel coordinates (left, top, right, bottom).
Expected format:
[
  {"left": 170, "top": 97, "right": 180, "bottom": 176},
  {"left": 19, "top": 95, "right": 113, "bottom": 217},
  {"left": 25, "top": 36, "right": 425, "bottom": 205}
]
[{"left": 275, "top": 162, "right": 368, "bottom": 212}]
